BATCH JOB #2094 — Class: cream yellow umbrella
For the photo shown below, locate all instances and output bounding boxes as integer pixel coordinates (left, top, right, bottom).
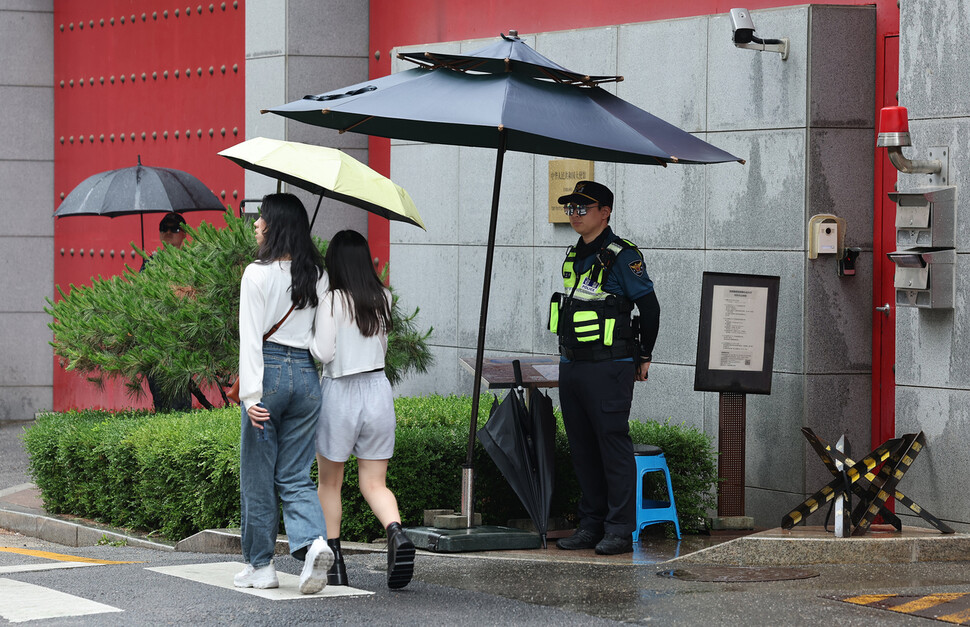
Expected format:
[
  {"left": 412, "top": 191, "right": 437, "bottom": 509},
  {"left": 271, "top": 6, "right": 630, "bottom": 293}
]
[{"left": 218, "top": 137, "right": 425, "bottom": 229}]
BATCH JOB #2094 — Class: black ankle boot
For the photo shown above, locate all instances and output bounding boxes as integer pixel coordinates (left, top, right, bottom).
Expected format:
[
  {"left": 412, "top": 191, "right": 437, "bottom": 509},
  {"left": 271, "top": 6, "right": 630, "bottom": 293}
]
[
  {"left": 385, "top": 522, "right": 415, "bottom": 590},
  {"left": 326, "top": 537, "right": 348, "bottom": 586}
]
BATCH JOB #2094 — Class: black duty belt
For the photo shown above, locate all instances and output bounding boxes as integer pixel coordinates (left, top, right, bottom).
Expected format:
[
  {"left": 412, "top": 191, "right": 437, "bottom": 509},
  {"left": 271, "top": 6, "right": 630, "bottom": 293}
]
[{"left": 560, "top": 345, "right": 634, "bottom": 362}]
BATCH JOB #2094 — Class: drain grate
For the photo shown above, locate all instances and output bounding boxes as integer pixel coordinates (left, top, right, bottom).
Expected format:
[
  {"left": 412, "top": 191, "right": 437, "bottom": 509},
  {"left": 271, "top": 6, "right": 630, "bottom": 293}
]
[{"left": 658, "top": 566, "right": 820, "bottom": 582}]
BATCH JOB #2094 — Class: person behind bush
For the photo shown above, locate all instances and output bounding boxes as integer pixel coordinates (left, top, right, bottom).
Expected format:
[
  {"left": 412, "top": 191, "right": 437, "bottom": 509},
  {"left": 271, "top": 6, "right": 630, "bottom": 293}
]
[
  {"left": 234, "top": 193, "right": 334, "bottom": 594},
  {"left": 312, "top": 230, "right": 415, "bottom": 590},
  {"left": 141, "top": 212, "right": 192, "bottom": 412}
]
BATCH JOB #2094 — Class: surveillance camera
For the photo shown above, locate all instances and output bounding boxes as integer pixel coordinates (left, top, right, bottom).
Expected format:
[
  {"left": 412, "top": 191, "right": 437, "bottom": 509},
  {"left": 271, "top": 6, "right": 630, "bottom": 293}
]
[
  {"left": 730, "top": 8, "right": 756, "bottom": 44},
  {"left": 729, "top": 7, "right": 789, "bottom": 60}
]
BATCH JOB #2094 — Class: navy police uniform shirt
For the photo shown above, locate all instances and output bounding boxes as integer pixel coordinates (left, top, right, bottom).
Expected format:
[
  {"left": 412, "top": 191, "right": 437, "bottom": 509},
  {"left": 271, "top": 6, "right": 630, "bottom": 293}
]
[{"left": 568, "top": 226, "right": 653, "bottom": 301}]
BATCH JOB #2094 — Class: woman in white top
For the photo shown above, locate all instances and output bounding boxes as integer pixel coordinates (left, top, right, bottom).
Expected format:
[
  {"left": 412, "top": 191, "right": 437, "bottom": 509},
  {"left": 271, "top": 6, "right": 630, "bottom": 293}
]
[
  {"left": 312, "top": 230, "right": 415, "bottom": 590},
  {"left": 234, "top": 193, "right": 334, "bottom": 594}
]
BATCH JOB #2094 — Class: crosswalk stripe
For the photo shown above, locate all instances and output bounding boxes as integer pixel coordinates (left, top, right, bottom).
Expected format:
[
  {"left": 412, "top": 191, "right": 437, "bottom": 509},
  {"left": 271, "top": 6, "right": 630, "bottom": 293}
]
[
  {"left": 147, "top": 562, "right": 374, "bottom": 600},
  {"left": 0, "top": 578, "right": 123, "bottom": 623},
  {"left": 0, "top": 546, "right": 140, "bottom": 564}
]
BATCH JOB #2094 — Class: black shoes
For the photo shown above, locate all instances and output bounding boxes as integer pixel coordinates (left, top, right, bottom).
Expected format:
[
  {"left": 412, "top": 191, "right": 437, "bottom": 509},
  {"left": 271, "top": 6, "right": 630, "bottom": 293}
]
[
  {"left": 594, "top": 532, "right": 633, "bottom": 555},
  {"left": 386, "top": 522, "right": 415, "bottom": 590},
  {"left": 555, "top": 527, "right": 603, "bottom": 550},
  {"left": 327, "top": 538, "right": 348, "bottom": 586}
]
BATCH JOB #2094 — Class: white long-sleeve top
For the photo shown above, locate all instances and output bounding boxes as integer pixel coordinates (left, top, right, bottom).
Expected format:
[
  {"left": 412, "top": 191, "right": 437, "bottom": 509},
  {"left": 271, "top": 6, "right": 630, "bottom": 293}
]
[
  {"left": 238, "top": 260, "right": 334, "bottom": 410},
  {"left": 311, "top": 288, "right": 389, "bottom": 379}
]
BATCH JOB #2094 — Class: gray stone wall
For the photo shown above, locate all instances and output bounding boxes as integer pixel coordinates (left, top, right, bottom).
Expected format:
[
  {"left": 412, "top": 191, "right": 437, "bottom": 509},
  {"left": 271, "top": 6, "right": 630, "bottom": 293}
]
[
  {"left": 385, "top": 6, "right": 876, "bottom": 527},
  {"left": 245, "top": 0, "right": 369, "bottom": 239},
  {"left": 0, "top": 0, "right": 54, "bottom": 421},
  {"left": 895, "top": 0, "right": 970, "bottom": 532}
]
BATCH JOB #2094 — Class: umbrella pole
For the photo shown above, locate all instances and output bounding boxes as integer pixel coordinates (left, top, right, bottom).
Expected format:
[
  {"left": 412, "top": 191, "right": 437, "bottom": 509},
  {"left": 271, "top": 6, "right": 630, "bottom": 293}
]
[
  {"left": 140, "top": 213, "right": 145, "bottom": 251},
  {"left": 309, "top": 194, "right": 323, "bottom": 229},
  {"left": 462, "top": 129, "right": 507, "bottom": 527}
]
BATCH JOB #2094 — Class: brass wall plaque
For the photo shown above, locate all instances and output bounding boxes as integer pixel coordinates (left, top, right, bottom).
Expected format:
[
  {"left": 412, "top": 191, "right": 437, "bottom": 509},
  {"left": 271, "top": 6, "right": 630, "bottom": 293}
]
[{"left": 548, "top": 159, "right": 594, "bottom": 223}]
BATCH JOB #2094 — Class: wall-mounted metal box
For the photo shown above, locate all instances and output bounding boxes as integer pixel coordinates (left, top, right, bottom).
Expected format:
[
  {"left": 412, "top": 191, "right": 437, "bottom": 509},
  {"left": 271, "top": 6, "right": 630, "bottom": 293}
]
[
  {"left": 888, "top": 248, "right": 955, "bottom": 309},
  {"left": 890, "top": 186, "right": 956, "bottom": 249}
]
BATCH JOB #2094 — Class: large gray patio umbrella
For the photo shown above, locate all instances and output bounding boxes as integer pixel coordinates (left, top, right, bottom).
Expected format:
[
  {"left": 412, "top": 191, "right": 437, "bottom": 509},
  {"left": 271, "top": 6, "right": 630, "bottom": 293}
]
[
  {"left": 264, "top": 33, "right": 744, "bottom": 525},
  {"left": 54, "top": 156, "right": 225, "bottom": 249}
]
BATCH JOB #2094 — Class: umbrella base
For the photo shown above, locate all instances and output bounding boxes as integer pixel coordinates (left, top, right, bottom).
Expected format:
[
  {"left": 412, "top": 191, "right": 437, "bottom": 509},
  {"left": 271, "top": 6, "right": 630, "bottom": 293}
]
[{"left": 406, "top": 525, "right": 542, "bottom": 553}]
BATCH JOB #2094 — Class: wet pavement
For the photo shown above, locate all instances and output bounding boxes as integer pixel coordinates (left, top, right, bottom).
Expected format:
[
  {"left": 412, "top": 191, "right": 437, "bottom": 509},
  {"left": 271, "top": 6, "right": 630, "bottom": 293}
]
[{"left": 6, "top": 418, "right": 970, "bottom": 624}]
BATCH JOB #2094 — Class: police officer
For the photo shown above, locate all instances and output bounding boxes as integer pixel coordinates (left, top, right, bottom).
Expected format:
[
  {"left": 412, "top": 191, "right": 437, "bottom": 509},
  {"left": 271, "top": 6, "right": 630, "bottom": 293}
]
[{"left": 550, "top": 180, "right": 660, "bottom": 555}]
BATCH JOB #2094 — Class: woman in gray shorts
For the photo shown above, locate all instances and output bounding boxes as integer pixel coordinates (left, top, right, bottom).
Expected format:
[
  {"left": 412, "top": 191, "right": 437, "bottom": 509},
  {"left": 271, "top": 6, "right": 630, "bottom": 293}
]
[{"left": 312, "top": 230, "right": 415, "bottom": 590}]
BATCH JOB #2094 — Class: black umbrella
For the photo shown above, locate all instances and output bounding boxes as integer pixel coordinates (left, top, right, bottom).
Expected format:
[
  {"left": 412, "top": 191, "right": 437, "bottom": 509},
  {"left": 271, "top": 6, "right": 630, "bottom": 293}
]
[
  {"left": 264, "top": 33, "right": 744, "bottom": 524},
  {"left": 476, "top": 361, "right": 557, "bottom": 547},
  {"left": 54, "top": 156, "right": 225, "bottom": 249}
]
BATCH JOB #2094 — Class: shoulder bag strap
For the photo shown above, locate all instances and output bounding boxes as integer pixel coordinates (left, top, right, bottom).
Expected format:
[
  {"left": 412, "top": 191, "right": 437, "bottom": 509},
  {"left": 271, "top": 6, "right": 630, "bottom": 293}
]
[{"left": 263, "top": 304, "right": 296, "bottom": 341}]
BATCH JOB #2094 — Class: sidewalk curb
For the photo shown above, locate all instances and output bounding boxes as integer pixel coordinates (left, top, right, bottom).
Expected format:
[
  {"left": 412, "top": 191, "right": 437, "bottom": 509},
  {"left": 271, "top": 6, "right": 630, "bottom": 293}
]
[{"left": 0, "top": 506, "right": 175, "bottom": 552}]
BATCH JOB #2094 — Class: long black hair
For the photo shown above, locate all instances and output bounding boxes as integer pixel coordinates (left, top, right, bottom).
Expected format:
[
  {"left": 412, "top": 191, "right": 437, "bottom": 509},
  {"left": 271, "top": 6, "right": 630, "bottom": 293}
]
[
  {"left": 255, "top": 193, "right": 324, "bottom": 309},
  {"left": 325, "top": 230, "right": 392, "bottom": 337}
]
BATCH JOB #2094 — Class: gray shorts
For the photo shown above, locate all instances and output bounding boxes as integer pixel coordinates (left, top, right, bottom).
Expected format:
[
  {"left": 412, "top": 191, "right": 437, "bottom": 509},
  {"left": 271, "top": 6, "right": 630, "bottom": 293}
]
[{"left": 316, "top": 371, "right": 395, "bottom": 462}]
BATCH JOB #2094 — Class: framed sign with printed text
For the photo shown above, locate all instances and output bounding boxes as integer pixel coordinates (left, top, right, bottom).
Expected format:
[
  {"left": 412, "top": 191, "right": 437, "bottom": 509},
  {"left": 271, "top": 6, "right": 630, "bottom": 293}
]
[{"left": 694, "top": 272, "right": 780, "bottom": 395}]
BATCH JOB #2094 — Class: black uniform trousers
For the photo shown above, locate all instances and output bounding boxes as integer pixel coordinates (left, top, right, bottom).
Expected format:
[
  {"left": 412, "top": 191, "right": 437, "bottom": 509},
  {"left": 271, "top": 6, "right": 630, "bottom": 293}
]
[{"left": 559, "top": 358, "right": 636, "bottom": 536}]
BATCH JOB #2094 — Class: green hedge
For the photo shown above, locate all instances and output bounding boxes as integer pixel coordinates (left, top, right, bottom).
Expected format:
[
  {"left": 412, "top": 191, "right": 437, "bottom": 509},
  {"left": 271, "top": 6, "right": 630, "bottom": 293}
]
[{"left": 23, "top": 395, "right": 717, "bottom": 541}]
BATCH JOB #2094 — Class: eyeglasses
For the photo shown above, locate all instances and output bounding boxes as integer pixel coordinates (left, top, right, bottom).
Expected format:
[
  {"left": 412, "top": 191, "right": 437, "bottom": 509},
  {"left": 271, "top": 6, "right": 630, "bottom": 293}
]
[
  {"left": 563, "top": 203, "right": 598, "bottom": 216},
  {"left": 160, "top": 226, "right": 183, "bottom": 234}
]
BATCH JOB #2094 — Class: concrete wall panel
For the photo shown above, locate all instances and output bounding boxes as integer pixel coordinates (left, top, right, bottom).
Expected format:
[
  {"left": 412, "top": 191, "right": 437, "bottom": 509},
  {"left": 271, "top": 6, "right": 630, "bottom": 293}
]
[
  {"left": 707, "top": 7, "right": 809, "bottom": 131},
  {"left": 536, "top": 27, "right": 618, "bottom": 95},
  {"left": 391, "top": 143, "right": 461, "bottom": 244},
  {"left": 807, "top": 128, "right": 874, "bottom": 249},
  {"left": 808, "top": 5, "right": 875, "bottom": 128},
  {"left": 0, "top": 87, "right": 52, "bottom": 161},
  {"left": 802, "top": 373, "right": 872, "bottom": 490},
  {"left": 0, "top": 313, "right": 52, "bottom": 386},
  {"left": 457, "top": 147, "right": 536, "bottom": 247},
  {"left": 389, "top": 243, "right": 459, "bottom": 347},
  {"left": 705, "top": 130, "right": 806, "bottom": 251},
  {"left": 456, "top": 245, "right": 534, "bottom": 353},
  {"left": 0, "top": 8, "right": 51, "bottom": 85},
  {"left": 0, "top": 237, "right": 51, "bottom": 312},
  {"left": 896, "top": 386, "right": 970, "bottom": 527},
  {"left": 287, "top": 0, "right": 367, "bottom": 57},
  {"left": 617, "top": 17, "right": 708, "bottom": 133},
  {"left": 895, "top": 254, "right": 970, "bottom": 389},
  {"left": 4, "top": 161, "right": 53, "bottom": 237},
  {"left": 646, "top": 249, "right": 704, "bottom": 366},
  {"left": 899, "top": 0, "right": 970, "bottom": 120},
  {"left": 804, "top": 251, "right": 873, "bottom": 374},
  {"left": 614, "top": 161, "right": 707, "bottom": 251}
]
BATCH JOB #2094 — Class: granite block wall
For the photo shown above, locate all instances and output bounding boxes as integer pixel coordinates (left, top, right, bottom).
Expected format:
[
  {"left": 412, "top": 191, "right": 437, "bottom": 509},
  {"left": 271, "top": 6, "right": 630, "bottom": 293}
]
[
  {"left": 0, "top": 1, "right": 54, "bottom": 421},
  {"left": 245, "top": 0, "right": 369, "bottom": 239}
]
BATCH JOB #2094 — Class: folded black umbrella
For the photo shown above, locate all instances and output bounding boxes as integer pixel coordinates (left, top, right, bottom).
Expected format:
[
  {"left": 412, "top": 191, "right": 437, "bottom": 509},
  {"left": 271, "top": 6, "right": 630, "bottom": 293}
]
[{"left": 477, "top": 361, "right": 556, "bottom": 548}]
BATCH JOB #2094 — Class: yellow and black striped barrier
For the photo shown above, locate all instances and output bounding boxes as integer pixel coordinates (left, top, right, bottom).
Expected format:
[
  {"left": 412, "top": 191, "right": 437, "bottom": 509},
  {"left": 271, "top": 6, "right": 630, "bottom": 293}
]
[{"left": 782, "top": 429, "right": 954, "bottom": 535}]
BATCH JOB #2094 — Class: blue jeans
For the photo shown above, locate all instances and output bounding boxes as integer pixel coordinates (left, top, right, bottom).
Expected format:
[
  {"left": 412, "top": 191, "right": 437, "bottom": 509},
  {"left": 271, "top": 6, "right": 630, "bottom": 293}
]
[{"left": 240, "top": 342, "right": 327, "bottom": 568}]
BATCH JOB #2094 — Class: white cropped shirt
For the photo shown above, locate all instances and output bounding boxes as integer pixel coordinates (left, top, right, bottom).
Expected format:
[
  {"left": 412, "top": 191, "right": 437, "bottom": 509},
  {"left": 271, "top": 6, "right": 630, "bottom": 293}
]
[
  {"left": 238, "top": 260, "right": 335, "bottom": 410},
  {"left": 311, "top": 288, "right": 389, "bottom": 379}
]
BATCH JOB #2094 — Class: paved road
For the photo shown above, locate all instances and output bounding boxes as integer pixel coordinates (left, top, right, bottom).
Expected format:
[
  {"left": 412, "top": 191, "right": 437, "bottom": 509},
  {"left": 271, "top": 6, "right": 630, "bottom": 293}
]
[{"left": 5, "top": 420, "right": 970, "bottom": 625}]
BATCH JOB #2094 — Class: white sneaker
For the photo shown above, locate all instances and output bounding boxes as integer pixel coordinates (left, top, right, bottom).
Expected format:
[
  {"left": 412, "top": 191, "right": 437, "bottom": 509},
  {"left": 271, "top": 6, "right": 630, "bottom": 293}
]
[
  {"left": 234, "top": 561, "right": 279, "bottom": 589},
  {"left": 299, "top": 537, "right": 334, "bottom": 594}
]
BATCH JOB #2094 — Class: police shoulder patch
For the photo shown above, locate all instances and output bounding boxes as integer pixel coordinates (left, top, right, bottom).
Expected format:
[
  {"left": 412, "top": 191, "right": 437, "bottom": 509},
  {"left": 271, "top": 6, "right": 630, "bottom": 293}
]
[{"left": 628, "top": 259, "right": 644, "bottom": 277}]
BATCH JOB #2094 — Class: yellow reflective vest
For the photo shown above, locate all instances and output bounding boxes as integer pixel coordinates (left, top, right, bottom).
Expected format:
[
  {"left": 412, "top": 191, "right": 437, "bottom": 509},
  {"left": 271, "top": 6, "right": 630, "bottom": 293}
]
[{"left": 549, "top": 239, "right": 638, "bottom": 361}]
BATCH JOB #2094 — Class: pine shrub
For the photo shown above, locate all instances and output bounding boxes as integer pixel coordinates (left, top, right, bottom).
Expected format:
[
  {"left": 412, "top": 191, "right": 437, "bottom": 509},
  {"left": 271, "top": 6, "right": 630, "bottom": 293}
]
[{"left": 46, "top": 211, "right": 432, "bottom": 408}]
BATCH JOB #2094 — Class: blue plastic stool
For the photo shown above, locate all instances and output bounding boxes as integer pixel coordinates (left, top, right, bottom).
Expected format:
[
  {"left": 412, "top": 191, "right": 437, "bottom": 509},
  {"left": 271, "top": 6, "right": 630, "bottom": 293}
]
[{"left": 632, "top": 444, "right": 681, "bottom": 541}]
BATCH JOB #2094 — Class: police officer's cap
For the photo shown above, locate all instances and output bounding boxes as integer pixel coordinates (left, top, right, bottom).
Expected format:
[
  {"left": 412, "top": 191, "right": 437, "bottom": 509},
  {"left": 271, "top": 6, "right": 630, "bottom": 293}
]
[{"left": 557, "top": 180, "right": 613, "bottom": 208}]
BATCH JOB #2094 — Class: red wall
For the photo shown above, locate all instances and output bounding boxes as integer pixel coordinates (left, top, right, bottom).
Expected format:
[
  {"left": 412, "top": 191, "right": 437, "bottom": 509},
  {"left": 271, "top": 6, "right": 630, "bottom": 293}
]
[{"left": 53, "top": 1, "right": 246, "bottom": 410}]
